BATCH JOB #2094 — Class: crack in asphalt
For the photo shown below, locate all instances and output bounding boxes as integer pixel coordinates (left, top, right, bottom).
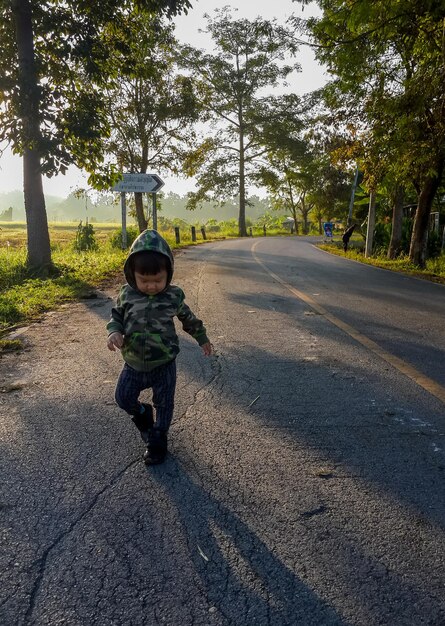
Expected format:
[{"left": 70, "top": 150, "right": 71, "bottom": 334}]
[
  {"left": 177, "top": 353, "right": 222, "bottom": 424},
  {"left": 23, "top": 458, "right": 139, "bottom": 623},
  {"left": 177, "top": 248, "right": 223, "bottom": 425}
]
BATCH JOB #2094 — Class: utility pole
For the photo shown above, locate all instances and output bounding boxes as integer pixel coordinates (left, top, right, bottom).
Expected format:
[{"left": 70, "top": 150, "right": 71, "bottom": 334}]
[
  {"left": 347, "top": 167, "right": 359, "bottom": 226},
  {"left": 365, "top": 190, "right": 376, "bottom": 257}
]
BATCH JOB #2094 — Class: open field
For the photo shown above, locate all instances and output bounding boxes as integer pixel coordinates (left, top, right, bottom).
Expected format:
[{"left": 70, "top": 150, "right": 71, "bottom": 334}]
[
  {"left": 0, "top": 222, "right": 122, "bottom": 248},
  {"left": 0, "top": 221, "right": 289, "bottom": 249}
]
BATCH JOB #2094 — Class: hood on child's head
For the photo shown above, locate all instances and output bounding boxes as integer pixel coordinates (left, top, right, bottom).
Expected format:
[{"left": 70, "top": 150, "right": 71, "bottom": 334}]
[{"left": 123, "top": 230, "right": 174, "bottom": 290}]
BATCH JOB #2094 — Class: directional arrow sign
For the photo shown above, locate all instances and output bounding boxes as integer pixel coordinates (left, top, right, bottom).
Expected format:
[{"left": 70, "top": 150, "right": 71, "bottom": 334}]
[{"left": 112, "top": 173, "right": 164, "bottom": 193}]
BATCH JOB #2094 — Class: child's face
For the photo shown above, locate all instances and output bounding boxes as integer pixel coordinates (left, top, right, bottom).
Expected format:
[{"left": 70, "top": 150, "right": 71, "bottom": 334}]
[{"left": 134, "top": 270, "right": 168, "bottom": 295}]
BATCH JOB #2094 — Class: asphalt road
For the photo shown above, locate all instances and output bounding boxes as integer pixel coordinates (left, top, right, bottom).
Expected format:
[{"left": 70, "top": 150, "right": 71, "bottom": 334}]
[{"left": 1, "top": 236, "right": 445, "bottom": 626}]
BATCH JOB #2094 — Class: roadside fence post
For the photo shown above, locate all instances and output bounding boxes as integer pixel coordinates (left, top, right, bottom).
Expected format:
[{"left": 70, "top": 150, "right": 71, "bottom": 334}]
[
  {"left": 263, "top": 225, "right": 267, "bottom": 236},
  {"left": 201, "top": 227, "right": 207, "bottom": 240},
  {"left": 191, "top": 226, "right": 196, "bottom": 242},
  {"left": 175, "top": 226, "right": 180, "bottom": 244}
]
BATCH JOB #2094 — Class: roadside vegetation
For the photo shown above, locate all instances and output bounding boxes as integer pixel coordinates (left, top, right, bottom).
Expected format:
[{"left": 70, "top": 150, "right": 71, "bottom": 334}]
[
  {"left": 0, "top": 217, "right": 290, "bottom": 335},
  {"left": 0, "top": 240, "right": 126, "bottom": 335},
  {"left": 2, "top": 216, "right": 442, "bottom": 343},
  {"left": 319, "top": 237, "right": 445, "bottom": 284}
]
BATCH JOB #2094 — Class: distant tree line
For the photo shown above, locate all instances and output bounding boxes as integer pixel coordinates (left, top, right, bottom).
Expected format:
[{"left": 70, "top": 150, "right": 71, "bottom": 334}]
[{"left": 0, "top": 190, "right": 274, "bottom": 224}]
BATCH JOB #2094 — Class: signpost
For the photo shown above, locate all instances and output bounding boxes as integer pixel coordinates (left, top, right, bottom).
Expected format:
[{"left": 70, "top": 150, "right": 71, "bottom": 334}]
[
  {"left": 112, "top": 173, "right": 164, "bottom": 193},
  {"left": 112, "top": 174, "right": 164, "bottom": 248}
]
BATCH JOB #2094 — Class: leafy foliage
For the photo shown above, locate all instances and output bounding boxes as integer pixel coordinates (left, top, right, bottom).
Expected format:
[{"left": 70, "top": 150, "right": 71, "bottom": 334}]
[
  {"left": 257, "top": 95, "right": 351, "bottom": 233},
  {"left": 0, "top": 0, "right": 191, "bottom": 268},
  {"left": 109, "top": 226, "right": 140, "bottom": 249},
  {"left": 179, "top": 8, "right": 300, "bottom": 235},
  {"left": 103, "top": 13, "right": 200, "bottom": 196},
  {"left": 1, "top": 1, "right": 191, "bottom": 182},
  {"left": 73, "top": 221, "right": 98, "bottom": 251},
  {"left": 302, "top": 0, "right": 445, "bottom": 265},
  {"left": 101, "top": 12, "right": 201, "bottom": 232}
]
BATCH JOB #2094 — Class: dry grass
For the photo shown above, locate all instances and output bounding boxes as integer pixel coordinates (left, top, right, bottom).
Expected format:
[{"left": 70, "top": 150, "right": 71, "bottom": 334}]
[{"left": 0, "top": 221, "right": 120, "bottom": 248}]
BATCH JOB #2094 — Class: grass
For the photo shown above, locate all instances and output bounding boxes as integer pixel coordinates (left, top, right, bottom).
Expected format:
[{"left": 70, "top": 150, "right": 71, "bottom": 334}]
[
  {"left": 0, "top": 244, "right": 128, "bottom": 333},
  {"left": 0, "top": 338, "right": 23, "bottom": 353},
  {"left": 0, "top": 221, "right": 122, "bottom": 248},
  {"left": 0, "top": 221, "right": 290, "bottom": 246},
  {"left": 0, "top": 221, "right": 291, "bottom": 335},
  {"left": 318, "top": 239, "right": 445, "bottom": 284}
]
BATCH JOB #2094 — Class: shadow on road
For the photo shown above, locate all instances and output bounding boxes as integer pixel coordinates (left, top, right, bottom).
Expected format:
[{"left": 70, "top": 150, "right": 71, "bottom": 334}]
[{"left": 151, "top": 457, "right": 351, "bottom": 626}]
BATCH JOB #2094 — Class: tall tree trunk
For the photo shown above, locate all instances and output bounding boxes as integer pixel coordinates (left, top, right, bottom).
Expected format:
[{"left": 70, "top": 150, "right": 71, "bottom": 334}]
[
  {"left": 24, "top": 148, "right": 51, "bottom": 269},
  {"left": 238, "top": 116, "right": 247, "bottom": 237},
  {"left": 134, "top": 192, "right": 148, "bottom": 232},
  {"left": 409, "top": 160, "right": 444, "bottom": 267},
  {"left": 290, "top": 206, "right": 299, "bottom": 234},
  {"left": 286, "top": 177, "right": 298, "bottom": 234},
  {"left": 12, "top": 0, "right": 51, "bottom": 270},
  {"left": 300, "top": 193, "right": 309, "bottom": 234},
  {"left": 303, "top": 211, "right": 309, "bottom": 235},
  {"left": 387, "top": 184, "right": 404, "bottom": 259}
]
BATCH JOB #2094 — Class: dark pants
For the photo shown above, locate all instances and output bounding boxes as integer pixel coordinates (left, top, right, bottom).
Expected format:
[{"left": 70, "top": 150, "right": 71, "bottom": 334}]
[{"left": 115, "top": 361, "right": 176, "bottom": 432}]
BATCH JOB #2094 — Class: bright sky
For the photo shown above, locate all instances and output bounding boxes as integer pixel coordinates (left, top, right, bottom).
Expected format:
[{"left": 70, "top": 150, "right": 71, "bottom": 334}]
[{"left": 0, "top": 1, "right": 325, "bottom": 198}]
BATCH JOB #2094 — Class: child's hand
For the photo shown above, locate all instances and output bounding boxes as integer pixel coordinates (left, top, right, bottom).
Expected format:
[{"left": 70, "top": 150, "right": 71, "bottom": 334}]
[
  {"left": 107, "top": 332, "right": 124, "bottom": 351},
  {"left": 201, "top": 342, "right": 213, "bottom": 356}
]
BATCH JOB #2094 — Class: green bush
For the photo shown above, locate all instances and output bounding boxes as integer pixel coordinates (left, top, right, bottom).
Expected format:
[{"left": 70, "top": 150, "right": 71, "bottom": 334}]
[
  {"left": 427, "top": 229, "right": 442, "bottom": 258},
  {"left": 255, "top": 212, "right": 287, "bottom": 229},
  {"left": 372, "top": 222, "right": 391, "bottom": 253},
  {"left": 372, "top": 218, "right": 414, "bottom": 256},
  {"left": 73, "top": 221, "right": 98, "bottom": 251},
  {"left": 204, "top": 218, "right": 221, "bottom": 232},
  {"left": 109, "top": 226, "right": 139, "bottom": 249}
]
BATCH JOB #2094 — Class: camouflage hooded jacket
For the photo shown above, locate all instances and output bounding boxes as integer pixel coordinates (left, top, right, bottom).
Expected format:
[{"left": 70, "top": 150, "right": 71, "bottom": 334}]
[{"left": 107, "top": 230, "right": 209, "bottom": 372}]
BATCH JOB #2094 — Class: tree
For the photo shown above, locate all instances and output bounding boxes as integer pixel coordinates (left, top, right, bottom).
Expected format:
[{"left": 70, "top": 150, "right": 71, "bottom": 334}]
[
  {"left": 310, "top": 157, "right": 351, "bottom": 229},
  {"left": 0, "top": 0, "right": 191, "bottom": 269},
  {"left": 104, "top": 14, "right": 199, "bottom": 232},
  {"left": 257, "top": 93, "right": 350, "bottom": 234},
  {"left": 0, "top": 206, "right": 13, "bottom": 221},
  {"left": 262, "top": 154, "right": 314, "bottom": 234},
  {"left": 180, "top": 8, "right": 300, "bottom": 236},
  {"left": 303, "top": 0, "right": 445, "bottom": 266}
]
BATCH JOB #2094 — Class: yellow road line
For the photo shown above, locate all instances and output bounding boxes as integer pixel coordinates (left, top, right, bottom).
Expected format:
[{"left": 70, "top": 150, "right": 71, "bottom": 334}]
[{"left": 251, "top": 241, "right": 445, "bottom": 406}]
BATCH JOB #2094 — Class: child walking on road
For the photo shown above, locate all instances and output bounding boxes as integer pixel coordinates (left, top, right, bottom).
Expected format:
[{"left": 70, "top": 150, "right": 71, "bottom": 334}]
[{"left": 107, "top": 230, "right": 212, "bottom": 465}]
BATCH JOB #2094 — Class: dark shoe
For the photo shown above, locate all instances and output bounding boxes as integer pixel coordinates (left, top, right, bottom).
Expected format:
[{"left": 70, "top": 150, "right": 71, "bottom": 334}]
[
  {"left": 144, "top": 429, "right": 167, "bottom": 465},
  {"left": 131, "top": 404, "right": 154, "bottom": 443}
]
